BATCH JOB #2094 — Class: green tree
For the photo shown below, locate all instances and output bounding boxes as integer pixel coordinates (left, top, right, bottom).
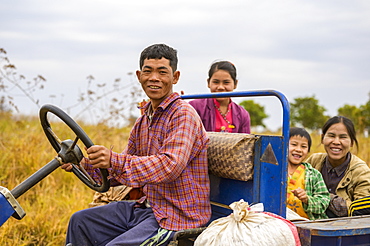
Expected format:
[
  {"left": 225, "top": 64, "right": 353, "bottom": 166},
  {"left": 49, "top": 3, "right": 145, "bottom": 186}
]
[
  {"left": 337, "top": 92, "right": 370, "bottom": 134},
  {"left": 239, "top": 100, "right": 268, "bottom": 128},
  {"left": 337, "top": 104, "right": 363, "bottom": 132},
  {"left": 290, "top": 96, "right": 328, "bottom": 130},
  {"left": 359, "top": 92, "right": 370, "bottom": 132}
]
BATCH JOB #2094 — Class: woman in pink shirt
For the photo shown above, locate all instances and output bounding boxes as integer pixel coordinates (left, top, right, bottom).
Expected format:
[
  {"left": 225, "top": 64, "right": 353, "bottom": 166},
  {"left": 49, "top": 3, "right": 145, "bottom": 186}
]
[{"left": 189, "top": 61, "right": 251, "bottom": 133}]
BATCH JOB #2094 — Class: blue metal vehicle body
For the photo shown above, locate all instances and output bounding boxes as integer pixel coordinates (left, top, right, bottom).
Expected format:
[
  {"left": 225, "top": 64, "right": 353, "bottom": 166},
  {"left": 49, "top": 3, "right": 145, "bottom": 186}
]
[
  {"left": 182, "top": 90, "right": 290, "bottom": 220},
  {"left": 295, "top": 215, "right": 370, "bottom": 245},
  {"left": 0, "top": 186, "right": 25, "bottom": 226}
]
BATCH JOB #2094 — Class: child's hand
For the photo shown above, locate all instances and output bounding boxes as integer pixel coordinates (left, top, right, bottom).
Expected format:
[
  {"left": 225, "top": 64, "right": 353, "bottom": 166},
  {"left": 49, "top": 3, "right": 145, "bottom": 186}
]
[{"left": 292, "top": 188, "right": 308, "bottom": 204}]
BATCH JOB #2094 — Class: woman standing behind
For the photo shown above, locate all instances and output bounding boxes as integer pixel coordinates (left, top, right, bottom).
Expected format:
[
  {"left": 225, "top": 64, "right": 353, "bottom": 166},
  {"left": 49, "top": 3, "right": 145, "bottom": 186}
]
[
  {"left": 306, "top": 116, "right": 370, "bottom": 217},
  {"left": 189, "top": 61, "right": 251, "bottom": 133}
]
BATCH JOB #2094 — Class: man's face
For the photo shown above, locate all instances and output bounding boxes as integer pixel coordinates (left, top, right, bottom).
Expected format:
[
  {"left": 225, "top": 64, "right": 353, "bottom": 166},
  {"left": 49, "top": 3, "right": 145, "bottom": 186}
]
[{"left": 136, "top": 58, "right": 179, "bottom": 109}]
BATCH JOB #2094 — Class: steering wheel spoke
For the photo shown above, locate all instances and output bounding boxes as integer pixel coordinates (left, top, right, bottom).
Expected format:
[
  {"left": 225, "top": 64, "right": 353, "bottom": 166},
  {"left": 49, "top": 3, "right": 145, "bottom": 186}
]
[
  {"left": 45, "top": 126, "right": 63, "bottom": 151},
  {"left": 72, "top": 161, "right": 99, "bottom": 186}
]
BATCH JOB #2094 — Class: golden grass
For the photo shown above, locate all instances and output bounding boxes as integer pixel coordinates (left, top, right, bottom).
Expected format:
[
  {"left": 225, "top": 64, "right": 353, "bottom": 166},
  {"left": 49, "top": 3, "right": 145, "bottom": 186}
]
[
  {"left": 1, "top": 112, "right": 369, "bottom": 245},
  {"left": 0, "top": 113, "right": 130, "bottom": 246}
]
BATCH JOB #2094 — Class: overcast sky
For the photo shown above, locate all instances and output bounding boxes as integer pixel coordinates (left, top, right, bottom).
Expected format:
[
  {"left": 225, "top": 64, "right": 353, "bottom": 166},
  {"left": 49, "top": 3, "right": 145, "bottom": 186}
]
[{"left": 1, "top": 0, "right": 370, "bottom": 131}]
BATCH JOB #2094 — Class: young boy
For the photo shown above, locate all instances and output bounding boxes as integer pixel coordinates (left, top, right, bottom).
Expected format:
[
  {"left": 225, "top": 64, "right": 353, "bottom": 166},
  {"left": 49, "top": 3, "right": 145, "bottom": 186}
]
[{"left": 287, "top": 127, "right": 330, "bottom": 220}]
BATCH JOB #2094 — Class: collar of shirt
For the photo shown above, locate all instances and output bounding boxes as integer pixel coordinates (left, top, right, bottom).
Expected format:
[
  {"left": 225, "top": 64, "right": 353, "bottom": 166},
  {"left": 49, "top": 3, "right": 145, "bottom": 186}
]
[
  {"left": 212, "top": 98, "right": 232, "bottom": 107},
  {"left": 143, "top": 93, "right": 180, "bottom": 119},
  {"left": 324, "top": 152, "right": 351, "bottom": 177}
]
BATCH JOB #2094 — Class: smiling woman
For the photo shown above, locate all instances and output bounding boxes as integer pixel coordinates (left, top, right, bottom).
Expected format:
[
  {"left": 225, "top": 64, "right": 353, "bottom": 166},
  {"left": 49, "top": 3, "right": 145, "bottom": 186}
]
[
  {"left": 306, "top": 116, "right": 370, "bottom": 218},
  {"left": 189, "top": 61, "right": 251, "bottom": 133}
]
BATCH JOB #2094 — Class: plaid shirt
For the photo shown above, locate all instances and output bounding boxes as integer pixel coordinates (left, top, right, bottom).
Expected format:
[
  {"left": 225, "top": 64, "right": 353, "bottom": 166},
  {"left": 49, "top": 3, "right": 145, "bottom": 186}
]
[
  {"left": 301, "top": 162, "right": 330, "bottom": 220},
  {"left": 87, "top": 93, "right": 211, "bottom": 231}
]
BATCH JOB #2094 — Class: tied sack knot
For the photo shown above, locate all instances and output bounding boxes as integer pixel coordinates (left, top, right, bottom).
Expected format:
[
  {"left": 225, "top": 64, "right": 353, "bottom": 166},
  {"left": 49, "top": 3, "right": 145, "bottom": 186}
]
[{"left": 229, "top": 199, "right": 264, "bottom": 222}]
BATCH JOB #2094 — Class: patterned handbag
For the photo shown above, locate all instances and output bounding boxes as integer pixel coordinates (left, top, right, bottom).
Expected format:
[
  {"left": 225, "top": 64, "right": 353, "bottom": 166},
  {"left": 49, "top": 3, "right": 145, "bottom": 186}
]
[{"left": 206, "top": 132, "right": 258, "bottom": 181}]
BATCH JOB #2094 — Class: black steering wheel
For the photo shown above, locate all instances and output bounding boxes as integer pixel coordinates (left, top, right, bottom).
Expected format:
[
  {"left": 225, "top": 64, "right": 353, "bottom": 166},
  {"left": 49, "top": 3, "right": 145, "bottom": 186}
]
[{"left": 39, "top": 104, "right": 110, "bottom": 192}]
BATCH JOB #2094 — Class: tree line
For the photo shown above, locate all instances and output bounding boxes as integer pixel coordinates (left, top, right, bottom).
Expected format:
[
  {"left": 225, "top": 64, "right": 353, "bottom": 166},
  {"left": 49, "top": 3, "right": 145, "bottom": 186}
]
[{"left": 240, "top": 94, "right": 370, "bottom": 134}]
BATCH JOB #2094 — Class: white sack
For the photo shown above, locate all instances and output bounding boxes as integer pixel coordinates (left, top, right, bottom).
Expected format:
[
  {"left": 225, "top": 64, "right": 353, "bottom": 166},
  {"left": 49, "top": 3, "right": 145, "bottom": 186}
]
[{"left": 194, "top": 199, "right": 299, "bottom": 246}]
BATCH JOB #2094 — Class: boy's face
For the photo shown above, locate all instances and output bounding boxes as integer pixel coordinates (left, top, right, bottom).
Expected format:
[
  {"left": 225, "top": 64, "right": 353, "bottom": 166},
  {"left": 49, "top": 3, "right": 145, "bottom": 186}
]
[
  {"left": 288, "top": 135, "right": 309, "bottom": 166},
  {"left": 136, "top": 58, "right": 180, "bottom": 109}
]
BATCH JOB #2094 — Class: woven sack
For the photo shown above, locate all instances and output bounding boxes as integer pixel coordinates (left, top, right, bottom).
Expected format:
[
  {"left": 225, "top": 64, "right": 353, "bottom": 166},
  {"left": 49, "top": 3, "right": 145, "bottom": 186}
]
[{"left": 207, "top": 132, "right": 258, "bottom": 181}]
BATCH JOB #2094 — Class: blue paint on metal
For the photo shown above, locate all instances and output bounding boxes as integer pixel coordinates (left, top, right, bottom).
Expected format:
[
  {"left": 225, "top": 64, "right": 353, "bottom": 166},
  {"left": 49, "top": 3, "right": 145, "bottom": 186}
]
[
  {"left": 182, "top": 90, "right": 290, "bottom": 218},
  {"left": 256, "top": 135, "right": 287, "bottom": 217},
  {"left": 310, "top": 235, "right": 370, "bottom": 246},
  {"left": 209, "top": 174, "right": 254, "bottom": 205},
  {"left": 295, "top": 215, "right": 370, "bottom": 245},
  {"left": 0, "top": 192, "right": 14, "bottom": 227}
]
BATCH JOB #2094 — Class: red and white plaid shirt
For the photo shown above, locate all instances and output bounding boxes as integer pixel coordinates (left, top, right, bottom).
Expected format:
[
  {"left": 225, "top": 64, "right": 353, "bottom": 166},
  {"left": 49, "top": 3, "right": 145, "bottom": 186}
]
[{"left": 88, "top": 93, "right": 211, "bottom": 231}]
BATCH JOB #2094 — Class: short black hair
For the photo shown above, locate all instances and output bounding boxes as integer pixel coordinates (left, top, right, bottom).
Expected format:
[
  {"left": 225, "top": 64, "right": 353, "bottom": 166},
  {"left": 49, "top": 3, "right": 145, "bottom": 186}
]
[
  {"left": 290, "top": 127, "right": 312, "bottom": 151},
  {"left": 208, "top": 61, "right": 237, "bottom": 85},
  {"left": 139, "top": 44, "right": 178, "bottom": 72}
]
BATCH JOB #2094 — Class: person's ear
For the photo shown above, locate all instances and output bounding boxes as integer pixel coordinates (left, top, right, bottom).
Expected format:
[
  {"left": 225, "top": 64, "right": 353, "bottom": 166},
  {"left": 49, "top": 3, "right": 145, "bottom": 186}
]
[
  {"left": 234, "top": 79, "right": 238, "bottom": 89},
  {"left": 136, "top": 70, "right": 141, "bottom": 82},
  {"left": 172, "top": 71, "right": 180, "bottom": 85},
  {"left": 321, "top": 134, "right": 324, "bottom": 144},
  {"left": 207, "top": 78, "right": 210, "bottom": 88}
]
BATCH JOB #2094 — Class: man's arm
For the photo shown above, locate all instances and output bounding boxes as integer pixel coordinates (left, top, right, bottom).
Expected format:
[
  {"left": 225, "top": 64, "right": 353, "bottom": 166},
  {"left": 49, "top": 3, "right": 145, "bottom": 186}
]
[{"left": 110, "top": 103, "right": 207, "bottom": 186}]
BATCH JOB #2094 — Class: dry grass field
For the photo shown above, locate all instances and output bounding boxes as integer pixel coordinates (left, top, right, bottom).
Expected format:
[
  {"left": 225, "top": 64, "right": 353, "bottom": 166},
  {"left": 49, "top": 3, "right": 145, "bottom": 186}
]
[
  {"left": 0, "top": 112, "right": 130, "bottom": 246},
  {"left": 0, "top": 112, "right": 369, "bottom": 245}
]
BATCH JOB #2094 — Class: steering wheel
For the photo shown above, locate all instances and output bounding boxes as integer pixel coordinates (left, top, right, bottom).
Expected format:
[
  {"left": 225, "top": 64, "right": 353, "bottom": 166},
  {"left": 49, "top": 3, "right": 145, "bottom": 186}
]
[{"left": 39, "top": 104, "right": 110, "bottom": 192}]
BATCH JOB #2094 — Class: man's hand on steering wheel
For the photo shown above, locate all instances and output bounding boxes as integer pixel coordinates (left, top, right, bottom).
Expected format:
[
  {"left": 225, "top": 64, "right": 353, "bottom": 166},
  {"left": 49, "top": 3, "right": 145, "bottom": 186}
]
[
  {"left": 86, "top": 145, "right": 112, "bottom": 169},
  {"left": 60, "top": 145, "right": 111, "bottom": 171}
]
